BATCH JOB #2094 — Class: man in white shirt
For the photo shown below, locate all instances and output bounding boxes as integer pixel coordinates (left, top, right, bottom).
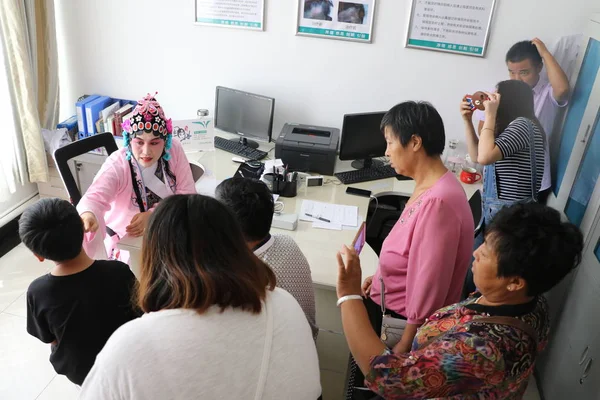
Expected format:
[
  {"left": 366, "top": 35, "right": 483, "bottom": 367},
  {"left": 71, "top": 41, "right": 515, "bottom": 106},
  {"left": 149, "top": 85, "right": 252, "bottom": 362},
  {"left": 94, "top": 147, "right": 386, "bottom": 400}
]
[
  {"left": 476, "top": 38, "right": 570, "bottom": 203},
  {"left": 216, "top": 177, "right": 319, "bottom": 339}
]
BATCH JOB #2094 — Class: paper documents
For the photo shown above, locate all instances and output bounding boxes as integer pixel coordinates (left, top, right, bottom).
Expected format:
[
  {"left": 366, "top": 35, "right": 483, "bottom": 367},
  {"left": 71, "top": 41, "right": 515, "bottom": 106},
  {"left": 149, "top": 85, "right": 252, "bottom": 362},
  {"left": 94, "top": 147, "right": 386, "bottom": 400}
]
[
  {"left": 300, "top": 200, "right": 359, "bottom": 230},
  {"left": 264, "top": 159, "right": 284, "bottom": 171}
]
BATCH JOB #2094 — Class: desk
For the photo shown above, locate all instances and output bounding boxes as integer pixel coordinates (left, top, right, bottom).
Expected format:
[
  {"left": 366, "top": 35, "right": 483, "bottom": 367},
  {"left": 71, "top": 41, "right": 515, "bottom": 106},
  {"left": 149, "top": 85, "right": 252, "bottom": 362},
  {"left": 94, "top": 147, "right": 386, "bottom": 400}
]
[
  {"left": 118, "top": 132, "right": 481, "bottom": 286},
  {"left": 116, "top": 132, "right": 482, "bottom": 398}
]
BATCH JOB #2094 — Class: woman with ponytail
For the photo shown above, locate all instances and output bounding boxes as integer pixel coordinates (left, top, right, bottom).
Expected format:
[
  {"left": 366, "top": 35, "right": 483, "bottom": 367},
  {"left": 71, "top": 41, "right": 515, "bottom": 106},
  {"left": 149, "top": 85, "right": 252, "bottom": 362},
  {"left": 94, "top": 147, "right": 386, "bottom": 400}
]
[
  {"left": 77, "top": 93, "right": 195, "bottom": 261},
  {"left": 461, "top": 80, "right": 547, "bottom": 295}
]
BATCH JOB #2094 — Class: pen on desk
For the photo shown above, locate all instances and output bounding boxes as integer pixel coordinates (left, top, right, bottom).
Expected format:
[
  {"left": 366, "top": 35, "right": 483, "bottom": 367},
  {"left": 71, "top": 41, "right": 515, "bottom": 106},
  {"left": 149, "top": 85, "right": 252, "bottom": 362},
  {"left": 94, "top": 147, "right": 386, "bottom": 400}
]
[{"left": 305, "top": 213, "right": 331, "bottom": 223}]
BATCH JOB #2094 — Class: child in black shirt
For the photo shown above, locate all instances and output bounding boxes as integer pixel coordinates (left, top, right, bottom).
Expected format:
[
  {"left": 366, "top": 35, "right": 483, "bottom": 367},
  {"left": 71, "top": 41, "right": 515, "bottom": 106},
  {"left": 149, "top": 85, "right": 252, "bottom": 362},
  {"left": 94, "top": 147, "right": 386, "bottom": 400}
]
[{"left": 20, "top": 198, "right": 140, "bottom": 385}]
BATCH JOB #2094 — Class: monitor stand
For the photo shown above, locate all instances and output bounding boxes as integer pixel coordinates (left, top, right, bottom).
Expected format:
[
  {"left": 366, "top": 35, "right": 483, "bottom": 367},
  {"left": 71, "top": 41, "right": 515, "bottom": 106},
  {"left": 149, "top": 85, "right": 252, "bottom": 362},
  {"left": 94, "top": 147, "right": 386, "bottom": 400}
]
[
  {"left": 351, "top": 157, "right": 384, "bottom": 170},
  {"left": 229, "top": 137, "right": 259, "bottom": 149}
]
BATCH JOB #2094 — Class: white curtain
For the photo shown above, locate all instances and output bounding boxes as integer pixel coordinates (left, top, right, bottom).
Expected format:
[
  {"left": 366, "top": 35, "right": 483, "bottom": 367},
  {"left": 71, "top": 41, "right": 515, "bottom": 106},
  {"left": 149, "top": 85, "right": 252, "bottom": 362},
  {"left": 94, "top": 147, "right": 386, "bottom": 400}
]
[
  {"left": 0, "top": 29, "right": 21, "bottom": 201},
  {"left": 0, "top": 0, "right": 60, "bottom": 194}
]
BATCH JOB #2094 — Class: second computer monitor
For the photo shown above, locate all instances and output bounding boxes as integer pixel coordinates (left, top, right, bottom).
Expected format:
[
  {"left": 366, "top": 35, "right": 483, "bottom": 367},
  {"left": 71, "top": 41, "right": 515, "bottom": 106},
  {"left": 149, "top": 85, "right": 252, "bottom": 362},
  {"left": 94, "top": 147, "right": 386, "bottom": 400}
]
[
  {"left": 214, "top": 86, "right": 275, "bottom": 149},
  {"left": 339, "top": 111, "right": 387, "bottom": 169}
]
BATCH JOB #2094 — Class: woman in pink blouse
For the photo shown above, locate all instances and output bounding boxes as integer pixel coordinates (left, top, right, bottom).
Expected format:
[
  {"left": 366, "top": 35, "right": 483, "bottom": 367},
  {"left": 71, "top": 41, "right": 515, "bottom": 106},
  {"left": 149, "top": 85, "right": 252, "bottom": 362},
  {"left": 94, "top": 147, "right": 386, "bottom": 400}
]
[{"left": 345, "top": 102, "right": 474, "bottom": 399}]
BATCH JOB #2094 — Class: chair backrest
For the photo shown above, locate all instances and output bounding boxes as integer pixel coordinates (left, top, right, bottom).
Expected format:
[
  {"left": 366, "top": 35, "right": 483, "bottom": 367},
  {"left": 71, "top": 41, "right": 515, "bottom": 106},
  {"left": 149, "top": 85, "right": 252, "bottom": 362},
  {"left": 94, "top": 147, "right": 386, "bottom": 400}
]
[
  {"left": 468, "top": 189, "right": 483, "bottom": 237},
  {"left": 189, "top": 161, "right": 205, "bottom": 183},
  {"left": 365, "top": 191, "right": 409, "bottom": 256},
  {"left": 53, "top": 133, "right": 118, "bottom": 206}
]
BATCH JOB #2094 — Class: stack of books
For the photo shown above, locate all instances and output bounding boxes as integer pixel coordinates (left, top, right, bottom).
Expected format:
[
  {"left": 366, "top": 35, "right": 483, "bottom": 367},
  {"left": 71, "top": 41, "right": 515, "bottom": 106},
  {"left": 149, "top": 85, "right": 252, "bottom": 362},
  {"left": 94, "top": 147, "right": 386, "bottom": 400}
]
[{"left": 74, "top": 95, "right": 137, "bottom": 140}]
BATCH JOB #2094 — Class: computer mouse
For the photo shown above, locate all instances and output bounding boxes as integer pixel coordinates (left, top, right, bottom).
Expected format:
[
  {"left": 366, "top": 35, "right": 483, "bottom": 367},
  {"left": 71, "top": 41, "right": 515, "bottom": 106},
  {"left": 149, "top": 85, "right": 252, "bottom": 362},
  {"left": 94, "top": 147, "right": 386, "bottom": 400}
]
[{"left": 232, "top": 157, "right": 246, "bottom": 163}]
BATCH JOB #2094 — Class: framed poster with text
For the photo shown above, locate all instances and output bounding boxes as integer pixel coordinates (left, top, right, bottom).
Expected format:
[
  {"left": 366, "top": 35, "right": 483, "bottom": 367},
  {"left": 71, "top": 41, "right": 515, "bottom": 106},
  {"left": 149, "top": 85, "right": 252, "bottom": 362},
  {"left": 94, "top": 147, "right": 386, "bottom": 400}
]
[
  {"left": 195, "top": 0, "right": 265, "bottom": 30},
  {"left": 296, "top": 0, "right": 376, "bottom": 43},
  {"left": 405, "top": 0, "right": 496, "bottom": 57}
]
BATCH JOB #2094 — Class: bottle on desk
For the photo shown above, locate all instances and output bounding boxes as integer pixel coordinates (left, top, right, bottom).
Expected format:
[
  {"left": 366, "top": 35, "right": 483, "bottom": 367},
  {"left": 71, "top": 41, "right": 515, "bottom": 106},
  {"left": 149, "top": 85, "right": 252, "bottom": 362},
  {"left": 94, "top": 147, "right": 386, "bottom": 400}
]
[
  {"left": 444, "top": 139, "right": 463, "bottom": 175},
  {"left": 196, "top": 109, "right": 214, "bottom": 135},
  {"left": 193, "top": 109, "right": 215, "bottom": 151}
]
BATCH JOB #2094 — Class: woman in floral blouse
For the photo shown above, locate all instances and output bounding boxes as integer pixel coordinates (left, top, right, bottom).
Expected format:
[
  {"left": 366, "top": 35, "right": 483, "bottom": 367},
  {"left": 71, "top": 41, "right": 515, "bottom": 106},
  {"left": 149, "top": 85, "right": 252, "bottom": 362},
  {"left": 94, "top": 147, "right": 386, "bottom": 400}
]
[{"left": 336, "top": 202, "right": 583, "bottom": 399}]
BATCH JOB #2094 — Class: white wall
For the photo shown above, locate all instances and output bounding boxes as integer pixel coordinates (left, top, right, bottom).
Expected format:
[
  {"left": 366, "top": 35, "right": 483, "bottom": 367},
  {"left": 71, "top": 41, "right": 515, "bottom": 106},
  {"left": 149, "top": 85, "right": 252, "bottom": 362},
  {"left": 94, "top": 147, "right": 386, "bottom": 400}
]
[{"left": 55, "top": 0, "right": 593, "bottom": 147}]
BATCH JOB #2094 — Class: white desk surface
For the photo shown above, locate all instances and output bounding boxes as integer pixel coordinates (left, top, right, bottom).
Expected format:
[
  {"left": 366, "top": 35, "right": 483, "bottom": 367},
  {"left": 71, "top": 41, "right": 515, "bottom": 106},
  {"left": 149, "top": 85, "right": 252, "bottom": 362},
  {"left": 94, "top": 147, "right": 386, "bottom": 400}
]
[{"left": 118, "top": 131, "right": 482, "bottom": 290}]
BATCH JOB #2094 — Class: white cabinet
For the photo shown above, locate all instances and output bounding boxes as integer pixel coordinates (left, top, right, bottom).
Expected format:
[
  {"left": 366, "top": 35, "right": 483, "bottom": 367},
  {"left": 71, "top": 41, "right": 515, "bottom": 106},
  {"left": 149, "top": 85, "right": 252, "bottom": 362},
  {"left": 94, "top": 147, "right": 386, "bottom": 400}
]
[
  {"left": 538, "top": 265, "right": 600, "bottom": 399},
  {"left": 37, "top": 152, "right": 106, "bottom": 201},
  {"left": 72, "top": 152, "right": 107, "bottom": 195},
  {"left": 549, "top": 16, "right": 600, "bottom": 243},
  {"left": 314, "top": 287, "right": 349, "bottom": 400},
  {"left": 538, "top": 14, "right": 600, "bottom": 400},
  {"left": 538, "top": 208, "right": 600, "bottom": 399}
]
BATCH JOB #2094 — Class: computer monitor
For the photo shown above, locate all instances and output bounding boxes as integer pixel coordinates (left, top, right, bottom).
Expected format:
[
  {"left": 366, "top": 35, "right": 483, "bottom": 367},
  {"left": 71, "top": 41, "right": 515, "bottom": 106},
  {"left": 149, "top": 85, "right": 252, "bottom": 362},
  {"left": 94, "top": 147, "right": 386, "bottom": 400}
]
[
  {"left": 339, "top": 112, "right": 387, "bottom": 169},
  {"left": 214, "top": 86, "right": 275, "bottom": 149}
]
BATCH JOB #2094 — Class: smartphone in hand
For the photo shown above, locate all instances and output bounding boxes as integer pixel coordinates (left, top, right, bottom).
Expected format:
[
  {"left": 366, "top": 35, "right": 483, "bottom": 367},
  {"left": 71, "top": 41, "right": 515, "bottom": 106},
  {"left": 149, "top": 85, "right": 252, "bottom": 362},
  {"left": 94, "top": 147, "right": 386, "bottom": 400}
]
[{"left": 352, "top": 222, "right": 367, "bottom": 255}]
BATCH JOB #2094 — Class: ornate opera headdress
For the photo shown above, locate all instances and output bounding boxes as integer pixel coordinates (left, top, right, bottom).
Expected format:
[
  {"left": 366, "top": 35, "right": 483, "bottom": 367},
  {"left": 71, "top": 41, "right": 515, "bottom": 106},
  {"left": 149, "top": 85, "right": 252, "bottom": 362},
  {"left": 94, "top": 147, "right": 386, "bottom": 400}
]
[{"left": 122, "top": 93, "right": 173, "bottom": 161}]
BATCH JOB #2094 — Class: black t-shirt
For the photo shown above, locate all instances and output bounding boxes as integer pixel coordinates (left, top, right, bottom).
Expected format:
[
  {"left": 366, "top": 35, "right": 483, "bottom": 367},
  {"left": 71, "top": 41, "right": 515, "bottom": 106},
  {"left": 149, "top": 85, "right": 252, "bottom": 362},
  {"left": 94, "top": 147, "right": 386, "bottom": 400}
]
[{"left": 26, "top": 260, "right": 140, "bottom": 385}]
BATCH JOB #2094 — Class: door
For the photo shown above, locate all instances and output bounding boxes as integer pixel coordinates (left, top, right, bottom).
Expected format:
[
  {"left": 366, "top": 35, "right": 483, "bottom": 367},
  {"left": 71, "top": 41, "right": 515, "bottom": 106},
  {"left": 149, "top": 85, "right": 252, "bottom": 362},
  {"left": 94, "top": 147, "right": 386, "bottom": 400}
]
[
  {"left": 538, "top": 213, "right": 600, "bottom": 399},
  {"left": 564, "top": 107, "right": 600, "bottom": 240},
  {"left": 574, "top": 226, "right": 600, "bottom": 398},
  {"left": 551, "top": 36, "right": 600, "bottom": 207},
  {"left": 537, "top": 267, "right": 600, "bottom": 400}
]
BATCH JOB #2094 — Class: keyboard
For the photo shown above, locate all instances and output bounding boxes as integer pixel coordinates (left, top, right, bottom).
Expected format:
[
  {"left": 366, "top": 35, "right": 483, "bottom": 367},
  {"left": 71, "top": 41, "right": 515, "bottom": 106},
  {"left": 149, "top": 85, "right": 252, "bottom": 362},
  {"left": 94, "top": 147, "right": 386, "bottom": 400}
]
[
  {"left": 214, "top": 136, "right": 268, "bottom": 160},
  {"left": 334, "top": 165, "right": 411, "bottom": 184}
]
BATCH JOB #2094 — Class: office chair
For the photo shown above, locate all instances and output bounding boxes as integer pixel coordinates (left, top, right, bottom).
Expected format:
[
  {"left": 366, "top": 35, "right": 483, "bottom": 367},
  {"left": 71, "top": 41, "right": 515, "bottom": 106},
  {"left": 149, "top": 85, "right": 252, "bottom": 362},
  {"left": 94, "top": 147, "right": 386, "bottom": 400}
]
[
  {"left": 189, "top": 161, "right": 205, "bottom": 182},
  {"left": 461, "top": 189, "right": 483, "bottom": 300},
  {"left": 365, "top": 191, "right": 409, "bottom": 256},
  {"left": 468, "top": 189, "right": 483, "bottom": 238},
  {"left": 55, "top": 133, "right": 205, "bottom": 203},
  {"left": 53, "top": 132, "right": 118, "bottom": 206}
]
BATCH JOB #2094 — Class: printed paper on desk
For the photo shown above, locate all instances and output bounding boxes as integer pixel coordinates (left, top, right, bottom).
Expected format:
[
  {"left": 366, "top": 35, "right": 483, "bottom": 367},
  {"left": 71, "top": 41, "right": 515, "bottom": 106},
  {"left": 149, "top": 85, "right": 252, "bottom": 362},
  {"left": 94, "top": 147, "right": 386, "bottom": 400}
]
[
  {"left": 300, "top": 200, "right": 358, "bottom": 227},
  {"left": 265, "top": 159, "right": 284, "bottom": 172},
  {"left": 312, "top": 221, "right": 343, "bottom": 231},
  {"left": 196, "top": 178, "right": 220, "bottom": 197},
  {"left": 343, "top": 215, "right": 364, "bottom": 230}
]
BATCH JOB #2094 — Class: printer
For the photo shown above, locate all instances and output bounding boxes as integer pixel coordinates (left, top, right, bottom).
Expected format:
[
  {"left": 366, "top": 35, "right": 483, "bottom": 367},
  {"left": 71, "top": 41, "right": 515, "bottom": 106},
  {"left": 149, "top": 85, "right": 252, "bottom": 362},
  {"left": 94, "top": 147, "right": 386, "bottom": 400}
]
[{"left": 275, "top": 123, "right": 339, "bottom": 175}]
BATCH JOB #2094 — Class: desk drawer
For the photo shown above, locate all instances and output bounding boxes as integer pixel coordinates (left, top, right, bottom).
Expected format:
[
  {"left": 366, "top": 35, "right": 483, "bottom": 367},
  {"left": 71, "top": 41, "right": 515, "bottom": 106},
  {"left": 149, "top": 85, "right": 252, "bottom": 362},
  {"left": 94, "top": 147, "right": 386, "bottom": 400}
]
[
  {"left": 320, "top": 369, "right": 346, "bottom": 400},
  {"left": 315, "top": 287, "right": 343, "bottom": 333},
  {"left": 316, "top": 329, "right": 350, "bottom": 373}
]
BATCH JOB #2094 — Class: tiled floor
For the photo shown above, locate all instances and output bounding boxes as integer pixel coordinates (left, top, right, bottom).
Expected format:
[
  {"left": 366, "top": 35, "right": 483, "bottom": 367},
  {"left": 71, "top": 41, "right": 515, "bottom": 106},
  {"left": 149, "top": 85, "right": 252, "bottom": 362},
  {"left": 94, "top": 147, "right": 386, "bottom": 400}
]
[
  {"left": 0, "top": 244, "right": 79, "bottom": 400},
  {"left": 0, "top": 243, "right": 543, "bottom": 400}
]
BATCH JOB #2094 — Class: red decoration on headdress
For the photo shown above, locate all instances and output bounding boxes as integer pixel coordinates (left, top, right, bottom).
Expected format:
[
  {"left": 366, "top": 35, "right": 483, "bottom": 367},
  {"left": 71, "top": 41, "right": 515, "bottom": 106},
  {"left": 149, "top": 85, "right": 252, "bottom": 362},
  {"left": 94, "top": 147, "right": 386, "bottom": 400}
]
[{"left": 129, "top": 92, "right": 170, "bottom": 139}]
